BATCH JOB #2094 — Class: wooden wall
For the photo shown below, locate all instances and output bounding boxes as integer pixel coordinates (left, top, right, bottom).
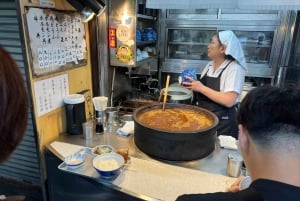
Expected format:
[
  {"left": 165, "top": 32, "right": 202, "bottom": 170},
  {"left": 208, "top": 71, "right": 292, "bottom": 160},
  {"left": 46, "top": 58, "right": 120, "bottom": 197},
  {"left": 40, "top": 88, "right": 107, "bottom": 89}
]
[{"left": 18, "top": 0, "right": 94, "bottom": 151}]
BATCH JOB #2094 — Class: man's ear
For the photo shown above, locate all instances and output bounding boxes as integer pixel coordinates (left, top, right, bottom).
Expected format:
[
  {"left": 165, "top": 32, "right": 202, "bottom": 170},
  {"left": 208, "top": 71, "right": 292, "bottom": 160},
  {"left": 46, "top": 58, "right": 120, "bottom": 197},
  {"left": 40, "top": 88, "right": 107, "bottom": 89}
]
[{"left": 238, "top": 124, "right": 249, "bottom": 153}]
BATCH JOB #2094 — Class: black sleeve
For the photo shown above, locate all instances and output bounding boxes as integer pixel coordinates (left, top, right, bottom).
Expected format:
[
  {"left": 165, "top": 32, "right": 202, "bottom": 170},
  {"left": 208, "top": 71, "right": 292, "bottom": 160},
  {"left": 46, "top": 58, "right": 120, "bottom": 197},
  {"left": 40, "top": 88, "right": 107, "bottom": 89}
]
[
  {"left": 176, "top": 192, "right": 243, "bottom": 201},
  {"left": 237, "top": 186, "right": 264, "bottom": 201}
]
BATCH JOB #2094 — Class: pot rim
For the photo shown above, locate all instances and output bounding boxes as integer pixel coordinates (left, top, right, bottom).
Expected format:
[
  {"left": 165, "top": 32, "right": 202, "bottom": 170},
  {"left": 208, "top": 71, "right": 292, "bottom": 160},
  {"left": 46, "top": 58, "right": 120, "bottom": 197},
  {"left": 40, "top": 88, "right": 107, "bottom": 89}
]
[
  {"left": 161, "top": 86, "right": 193, "bottom": 101},
  {"left": 133, "top": 103, "right": 219, "bottom": 133}
]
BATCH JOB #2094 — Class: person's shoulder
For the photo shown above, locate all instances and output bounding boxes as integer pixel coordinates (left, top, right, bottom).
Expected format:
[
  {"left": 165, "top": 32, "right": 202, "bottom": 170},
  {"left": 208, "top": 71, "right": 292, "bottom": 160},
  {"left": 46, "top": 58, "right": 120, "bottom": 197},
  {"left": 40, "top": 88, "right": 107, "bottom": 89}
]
[
  {"left": 226, "top": 60, "right": 245, "bottom": 73},
  {"left": 252, "top": 178, "right": 300, "bottom": 192},
  {"left": 176, "top": 191, "right": 242, "bottom": 201},
  {"left": 249, "top": 179, "right": 300, "bottom": 201},
  {"left": 227, "top": 60, "right": 240, "bottom": 68},
  {"left": 204, "top": 61, "right": 214, "bottom": 68},
  {"left": 201, "top": 61, "right": 213, "bottom": 74}
]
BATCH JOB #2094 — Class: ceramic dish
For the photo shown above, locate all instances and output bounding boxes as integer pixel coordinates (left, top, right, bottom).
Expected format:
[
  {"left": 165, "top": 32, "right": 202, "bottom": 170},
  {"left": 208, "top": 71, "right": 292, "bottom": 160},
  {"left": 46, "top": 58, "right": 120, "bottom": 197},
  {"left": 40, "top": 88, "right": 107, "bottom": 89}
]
[
  {"left": 91, "top": 145, "right": 114, "bottom": 157},
  {"left": 93, "top": 153, "right": 125, "bottom": 179},
  {"left": 64, "top": 152, "right": 86, "bottom": 169},
  {"left": 239, "top": 176, "right": 252, "bottom": 190}
]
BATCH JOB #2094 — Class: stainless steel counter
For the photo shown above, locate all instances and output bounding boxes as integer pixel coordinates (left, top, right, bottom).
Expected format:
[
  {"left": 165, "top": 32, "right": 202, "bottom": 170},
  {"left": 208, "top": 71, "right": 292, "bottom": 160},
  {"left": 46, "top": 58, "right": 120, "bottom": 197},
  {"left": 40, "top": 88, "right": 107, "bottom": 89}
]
[
  {"left": 47, "top": 130, "right": 238, "bottom": 201},
  {"left": 49, "top": 131, "right": 236, "bottom": 175}
]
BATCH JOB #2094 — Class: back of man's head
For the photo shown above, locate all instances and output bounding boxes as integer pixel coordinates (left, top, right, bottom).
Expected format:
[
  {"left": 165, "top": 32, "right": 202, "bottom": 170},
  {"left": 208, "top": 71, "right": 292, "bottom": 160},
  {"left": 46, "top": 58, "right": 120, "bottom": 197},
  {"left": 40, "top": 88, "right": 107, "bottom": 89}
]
[{"left": 237, "top": 86, "right": 300, "bottom": 151}]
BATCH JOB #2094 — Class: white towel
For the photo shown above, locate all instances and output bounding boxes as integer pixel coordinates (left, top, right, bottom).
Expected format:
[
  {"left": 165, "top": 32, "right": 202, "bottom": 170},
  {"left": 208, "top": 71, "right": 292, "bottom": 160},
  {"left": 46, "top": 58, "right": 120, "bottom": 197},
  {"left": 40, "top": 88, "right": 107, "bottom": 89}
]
[
  {"left": 218, "top": 135, "right": 238, "bottom": 150},
  {"left": 117, "top": 121, "right": 134, "bottom": 136},
  {"left": 50, "top": 141, "right": 85, "bottom": 158},
  {"left": 219, "top": 30, "right": 247, "bottom": 70}
]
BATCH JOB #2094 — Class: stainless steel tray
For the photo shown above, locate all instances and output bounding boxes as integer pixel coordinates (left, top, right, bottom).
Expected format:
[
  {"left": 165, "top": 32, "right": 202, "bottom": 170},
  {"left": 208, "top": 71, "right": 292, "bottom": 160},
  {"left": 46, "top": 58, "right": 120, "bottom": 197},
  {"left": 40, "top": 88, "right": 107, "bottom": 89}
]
[
  {"left": 58, "top": 147, "right": 160, "bottom": 200},
  {"left": 58, "top": 147, "right": 120, "bottom": 182}
]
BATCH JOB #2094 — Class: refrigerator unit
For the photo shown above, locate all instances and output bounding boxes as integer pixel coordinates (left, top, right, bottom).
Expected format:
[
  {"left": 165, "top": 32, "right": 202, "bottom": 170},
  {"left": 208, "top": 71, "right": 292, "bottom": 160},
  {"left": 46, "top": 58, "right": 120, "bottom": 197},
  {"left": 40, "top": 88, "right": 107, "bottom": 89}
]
[
  {"left": 274, "top": 11, "right": 300, "bottom": 88},
  {"left": 158, "top": 9, "right": 297, "bottom": 86}
]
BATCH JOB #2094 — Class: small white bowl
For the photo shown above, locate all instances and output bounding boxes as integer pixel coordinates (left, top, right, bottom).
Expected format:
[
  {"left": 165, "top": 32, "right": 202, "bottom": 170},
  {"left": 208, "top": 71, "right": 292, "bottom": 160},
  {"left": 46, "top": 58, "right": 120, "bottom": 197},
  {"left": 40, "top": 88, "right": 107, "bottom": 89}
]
[
  {"left": 91, "top": 145, "right": 114, "bottom": 157},
  {"left": 64, "top": 152, "right": 86, "bottom": 168},
  {"left": 239, "top": 176, "right": 252, "bottom": 190}
]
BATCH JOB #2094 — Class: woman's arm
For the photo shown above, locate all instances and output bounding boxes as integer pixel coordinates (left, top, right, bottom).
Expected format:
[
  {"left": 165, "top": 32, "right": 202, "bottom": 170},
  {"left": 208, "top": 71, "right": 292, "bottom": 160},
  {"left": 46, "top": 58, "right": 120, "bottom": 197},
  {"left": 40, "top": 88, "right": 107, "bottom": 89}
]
[{"left": 183, "top": 76, "right": 238, "bottom": 108}]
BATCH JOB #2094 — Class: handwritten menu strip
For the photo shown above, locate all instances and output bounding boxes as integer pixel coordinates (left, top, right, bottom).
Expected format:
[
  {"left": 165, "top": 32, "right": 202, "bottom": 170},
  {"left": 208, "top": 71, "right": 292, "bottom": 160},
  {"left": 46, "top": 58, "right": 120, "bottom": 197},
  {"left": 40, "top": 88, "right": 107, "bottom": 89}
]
[
  {"left": 25, "top": 7, "right": 87, "bottom": 77},
  {"left": 34, "top": 74, "right": 69, "bottom": 117}
]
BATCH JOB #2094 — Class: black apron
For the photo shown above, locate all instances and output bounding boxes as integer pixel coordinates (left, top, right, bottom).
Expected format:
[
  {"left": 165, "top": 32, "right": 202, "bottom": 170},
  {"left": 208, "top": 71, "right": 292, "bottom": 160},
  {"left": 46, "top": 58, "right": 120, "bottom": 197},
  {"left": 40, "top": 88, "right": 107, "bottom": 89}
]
[{"left": 195, "top": 61, "right": 238, "bottom": 138}]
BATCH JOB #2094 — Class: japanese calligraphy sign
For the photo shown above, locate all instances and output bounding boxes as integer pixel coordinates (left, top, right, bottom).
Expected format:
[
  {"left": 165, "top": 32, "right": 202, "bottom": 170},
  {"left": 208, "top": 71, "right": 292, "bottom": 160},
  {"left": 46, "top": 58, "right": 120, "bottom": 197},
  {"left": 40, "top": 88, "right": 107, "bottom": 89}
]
[
  {"left": 34, "top": 74, "right": 69, "bottom": 116},
  {"left": 25, "top": 7, "right": 87, "bottom": 77}
]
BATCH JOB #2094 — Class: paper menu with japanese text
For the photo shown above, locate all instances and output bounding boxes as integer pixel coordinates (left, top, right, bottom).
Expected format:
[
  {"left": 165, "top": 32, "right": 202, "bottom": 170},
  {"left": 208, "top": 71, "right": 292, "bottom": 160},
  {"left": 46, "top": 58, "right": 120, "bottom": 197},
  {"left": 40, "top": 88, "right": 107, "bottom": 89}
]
[
  {"left": 25, "top": 7, "right": 87, "bottom": 76},
  {"left": 34, "top": 74, "right": 69, "bottom": 117}
]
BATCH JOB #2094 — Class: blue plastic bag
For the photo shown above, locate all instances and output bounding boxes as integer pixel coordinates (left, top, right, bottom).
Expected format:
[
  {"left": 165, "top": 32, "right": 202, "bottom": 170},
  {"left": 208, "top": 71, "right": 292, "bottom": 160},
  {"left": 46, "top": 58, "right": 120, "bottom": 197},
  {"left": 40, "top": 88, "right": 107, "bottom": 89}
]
[{"left": 179, "top": 68, "right": 197, "bottom": 85}]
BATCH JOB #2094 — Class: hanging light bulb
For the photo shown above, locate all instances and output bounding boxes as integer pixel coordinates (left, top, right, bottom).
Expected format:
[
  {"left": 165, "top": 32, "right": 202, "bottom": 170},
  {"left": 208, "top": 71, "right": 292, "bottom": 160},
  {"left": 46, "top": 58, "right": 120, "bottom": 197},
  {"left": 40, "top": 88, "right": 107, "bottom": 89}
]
[
  {"left": 83, "top": 0, "right": 106, "bottom": 16},
  {"left": 66, "top": 0, "right": 105, "bottom": 23},
  {"left": 81, "top": 7, "right": 95, "bottom": 23}
]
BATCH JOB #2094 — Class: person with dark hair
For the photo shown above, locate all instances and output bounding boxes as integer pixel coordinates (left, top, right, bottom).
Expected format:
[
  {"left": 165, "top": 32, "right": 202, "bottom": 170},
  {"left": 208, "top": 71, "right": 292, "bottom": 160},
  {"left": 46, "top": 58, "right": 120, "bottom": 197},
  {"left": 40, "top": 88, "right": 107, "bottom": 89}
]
[
  {"left": 176, "top": 85, "right": 300, "bottom": 201},
  {"left": 0, "top": 46, "right": 28, "bottom": 163},
  {"left": 182, "top": 30, "right": 246, "bottom": 139}
]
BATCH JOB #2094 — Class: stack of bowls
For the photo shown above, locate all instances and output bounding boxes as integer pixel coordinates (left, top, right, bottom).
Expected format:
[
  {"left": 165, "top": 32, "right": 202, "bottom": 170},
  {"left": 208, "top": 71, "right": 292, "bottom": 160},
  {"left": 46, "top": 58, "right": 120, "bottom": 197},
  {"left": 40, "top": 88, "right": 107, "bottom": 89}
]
[
  {"left": 136, "top": 29, "right": 142, "bottom": 42},
  {"left": 142, "top": 28, "right": 157, "bottom": 41}
]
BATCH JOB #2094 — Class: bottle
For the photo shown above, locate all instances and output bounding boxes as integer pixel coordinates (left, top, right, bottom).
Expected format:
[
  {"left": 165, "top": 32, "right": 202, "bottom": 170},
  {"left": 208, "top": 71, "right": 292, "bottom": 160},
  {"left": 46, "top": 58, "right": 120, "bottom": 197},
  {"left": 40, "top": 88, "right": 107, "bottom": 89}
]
[
  {"left": 95, "top": 117, "right": 104, "bottom": 134},
  {"left": 95, "top": 111, "right": 104, "bottom": 134}
]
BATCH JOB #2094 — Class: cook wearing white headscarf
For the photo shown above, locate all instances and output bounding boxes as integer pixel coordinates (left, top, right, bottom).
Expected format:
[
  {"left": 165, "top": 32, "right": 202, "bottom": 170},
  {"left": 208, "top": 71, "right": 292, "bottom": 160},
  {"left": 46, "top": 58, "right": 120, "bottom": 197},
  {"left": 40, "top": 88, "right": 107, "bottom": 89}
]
[
  {"left": 219, "top": 30, "right": 247, "bottom": 70},
  {"left": 183, "top": 30, "right": 246, "bottom": 139}
]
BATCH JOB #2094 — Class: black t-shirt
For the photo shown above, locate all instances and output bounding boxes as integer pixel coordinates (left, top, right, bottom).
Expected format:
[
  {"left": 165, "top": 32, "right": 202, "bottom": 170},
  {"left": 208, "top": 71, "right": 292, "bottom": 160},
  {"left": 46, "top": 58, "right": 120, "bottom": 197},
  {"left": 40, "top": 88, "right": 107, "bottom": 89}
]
[{"left": 176, "top": 179, "right": 300, "bottom": 201}]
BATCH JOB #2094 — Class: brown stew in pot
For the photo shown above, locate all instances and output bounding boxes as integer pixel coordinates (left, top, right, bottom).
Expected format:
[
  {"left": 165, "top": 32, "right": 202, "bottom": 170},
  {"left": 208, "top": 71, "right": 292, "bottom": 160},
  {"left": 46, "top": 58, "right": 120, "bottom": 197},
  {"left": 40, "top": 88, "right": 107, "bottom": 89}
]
[{"left": 137, "top": 108, "right": 214, "bottom": 132}]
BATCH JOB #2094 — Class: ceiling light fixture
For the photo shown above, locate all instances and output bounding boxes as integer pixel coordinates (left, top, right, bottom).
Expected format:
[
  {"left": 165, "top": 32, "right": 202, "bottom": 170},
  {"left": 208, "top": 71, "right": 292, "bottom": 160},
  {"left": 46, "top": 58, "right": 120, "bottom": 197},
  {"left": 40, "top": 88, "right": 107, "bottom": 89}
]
[
  {"left": 83, "top": 0, "right": 106, "bottom": 16},
  {"left": 66, "top": 0, "right": 106, "bottom": 23},
  {"left": 80, "top": 7, "right": 96, "bottom": 22}
]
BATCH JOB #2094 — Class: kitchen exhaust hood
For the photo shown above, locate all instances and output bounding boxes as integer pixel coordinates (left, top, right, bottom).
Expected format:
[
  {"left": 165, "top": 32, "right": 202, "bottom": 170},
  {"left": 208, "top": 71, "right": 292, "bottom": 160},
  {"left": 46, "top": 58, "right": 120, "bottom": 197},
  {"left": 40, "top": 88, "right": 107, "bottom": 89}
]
[{"left": 146, "top": 0, "right": 300, "bottom": 10}]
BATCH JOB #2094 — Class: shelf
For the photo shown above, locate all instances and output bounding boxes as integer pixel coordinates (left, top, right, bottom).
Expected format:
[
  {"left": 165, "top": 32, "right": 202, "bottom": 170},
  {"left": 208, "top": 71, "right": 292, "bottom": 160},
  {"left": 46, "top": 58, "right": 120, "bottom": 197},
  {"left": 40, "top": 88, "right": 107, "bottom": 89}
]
[
  {"left": 241, "top": 43, "right": 271, "bottom": 48},
  {"left": 136, "top": 56, "right": 157, "bottom": 65},
  {"left": 168, "top": 41, "right": 208, "bottom": 45},
  {"left": 168, "top": 42, "right": 271, "bottom": 48},
  {"left": 137, "top": 14, "right": 156, "bottom": 20},
  {"left": 137, "top": 41, "right": 156, "bottom": 46},
  {"left": 132, "top": 56, "right": 158, "bottom": 75}
]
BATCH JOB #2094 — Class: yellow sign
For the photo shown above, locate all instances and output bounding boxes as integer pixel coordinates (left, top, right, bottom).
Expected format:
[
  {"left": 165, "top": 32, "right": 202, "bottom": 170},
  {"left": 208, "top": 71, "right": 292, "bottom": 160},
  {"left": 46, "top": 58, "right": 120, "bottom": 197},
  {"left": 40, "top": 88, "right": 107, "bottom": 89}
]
[{"left": 116, "top": 45, "right": 133, "bottom": 63}]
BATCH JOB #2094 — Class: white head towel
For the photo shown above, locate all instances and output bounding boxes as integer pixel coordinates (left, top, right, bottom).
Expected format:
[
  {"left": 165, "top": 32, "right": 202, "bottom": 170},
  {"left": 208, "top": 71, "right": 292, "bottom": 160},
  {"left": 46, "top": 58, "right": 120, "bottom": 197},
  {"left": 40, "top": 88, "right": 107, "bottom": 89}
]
[{"left": 219, "top": 30, "right": 247, "bottom": 70}]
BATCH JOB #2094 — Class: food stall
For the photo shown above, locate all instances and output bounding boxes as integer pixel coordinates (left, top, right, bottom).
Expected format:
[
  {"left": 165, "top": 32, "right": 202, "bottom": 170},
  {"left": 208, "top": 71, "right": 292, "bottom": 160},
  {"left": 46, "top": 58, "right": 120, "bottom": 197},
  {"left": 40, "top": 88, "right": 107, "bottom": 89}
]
[
  {"left": 46, "top": 130, "right": 238, "bottom": 201},
  {"left": 4, "top": 0, "right": 300, "bottom": 200},
  {"left": 44, "top": 3, "right": 299, "bottom": 201}
]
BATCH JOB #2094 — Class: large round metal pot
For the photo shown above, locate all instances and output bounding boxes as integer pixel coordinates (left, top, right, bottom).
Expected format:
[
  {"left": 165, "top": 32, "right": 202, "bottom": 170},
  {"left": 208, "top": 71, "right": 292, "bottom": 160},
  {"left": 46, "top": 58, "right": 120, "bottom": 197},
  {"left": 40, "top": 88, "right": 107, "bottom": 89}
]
[{"left": 133, "top": 103, "right": 219, "bottom": 161}]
